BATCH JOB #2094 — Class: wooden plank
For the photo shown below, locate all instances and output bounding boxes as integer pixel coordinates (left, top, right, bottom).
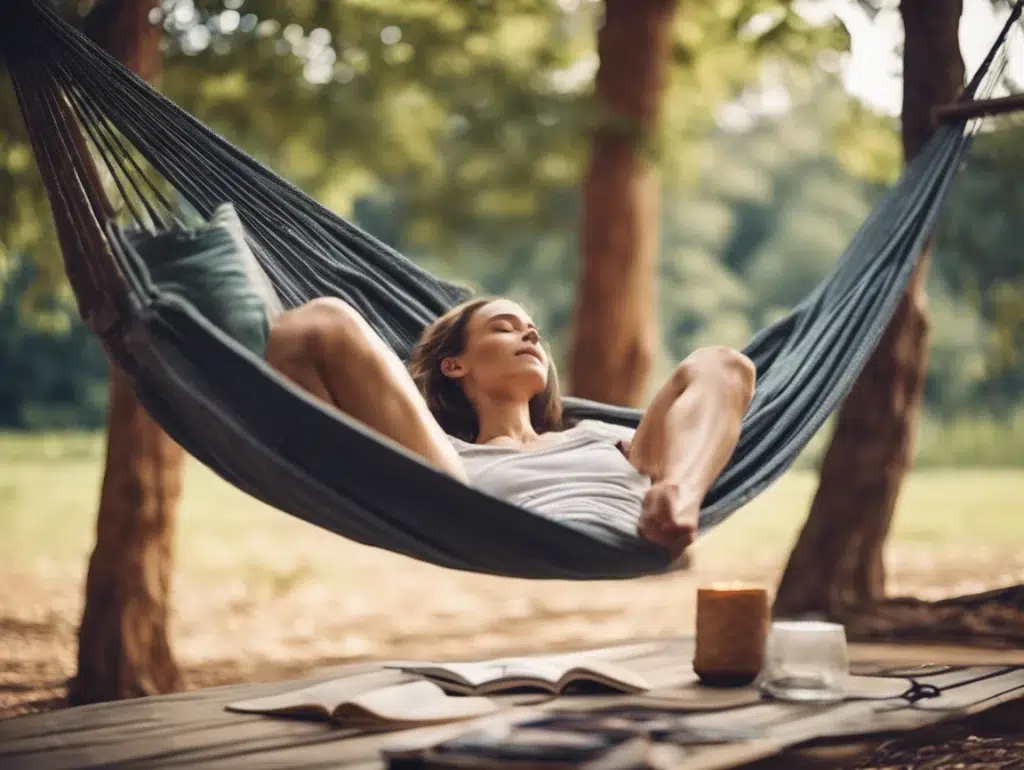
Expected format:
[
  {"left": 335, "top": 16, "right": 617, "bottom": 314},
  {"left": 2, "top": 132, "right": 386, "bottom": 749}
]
[
  {"left": 0, "top": 641, "right": 668, "bottom": 770},
  {"left": 850, "top": 642, "right": 1024, "bottom": 667},
  {"left": 933, "top": 92, "right": 1024, "bottom": 123},
  {"left": 1, "top": 639, "right": 1023, "bottom": 770},
  {"left": 0, "top": 665, "right": 394, "bottom": 770}
]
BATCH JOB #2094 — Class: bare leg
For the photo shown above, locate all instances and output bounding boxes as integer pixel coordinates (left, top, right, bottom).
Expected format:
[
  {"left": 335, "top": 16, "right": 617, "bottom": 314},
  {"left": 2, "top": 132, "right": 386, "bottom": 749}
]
[
  {"left": 266, "top": 298, "right": 469, "bottom": 483},
  {"left": 627, "top": 346, "right": 756, "bottom": 558}
]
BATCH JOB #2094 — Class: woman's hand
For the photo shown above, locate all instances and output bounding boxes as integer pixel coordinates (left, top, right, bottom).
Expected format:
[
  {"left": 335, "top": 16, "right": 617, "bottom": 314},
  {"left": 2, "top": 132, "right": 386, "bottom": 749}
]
[
  {"left": 623, "top": 438, "right": 699, "bottom": 558},
  {"left": 637, "top": 480, "right": 699, "bottom": 559}
]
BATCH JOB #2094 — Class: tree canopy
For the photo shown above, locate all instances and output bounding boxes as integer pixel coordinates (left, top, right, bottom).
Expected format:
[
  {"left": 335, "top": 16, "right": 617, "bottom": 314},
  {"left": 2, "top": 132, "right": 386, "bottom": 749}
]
[{"left": 1, "top": 0, "right": 864, "bottom": 287}]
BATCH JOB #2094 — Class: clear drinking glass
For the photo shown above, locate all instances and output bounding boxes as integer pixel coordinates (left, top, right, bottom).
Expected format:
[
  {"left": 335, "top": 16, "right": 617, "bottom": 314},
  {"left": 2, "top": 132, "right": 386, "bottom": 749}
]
[{"left": 758, "top": 620, "right": 849, "bottom": 702}]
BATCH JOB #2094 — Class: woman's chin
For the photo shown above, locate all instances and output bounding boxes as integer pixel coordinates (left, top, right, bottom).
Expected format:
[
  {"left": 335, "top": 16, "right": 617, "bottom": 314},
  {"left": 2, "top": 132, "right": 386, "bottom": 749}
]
[{"left": 508, "top": 366, "right": 548, "bottom": 394}]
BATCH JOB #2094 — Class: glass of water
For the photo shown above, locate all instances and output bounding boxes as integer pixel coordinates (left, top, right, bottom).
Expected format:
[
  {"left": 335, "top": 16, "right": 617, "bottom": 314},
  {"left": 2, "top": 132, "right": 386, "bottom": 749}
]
[{"left": 758, "top": 620, "right": 849, "bottom": 703}]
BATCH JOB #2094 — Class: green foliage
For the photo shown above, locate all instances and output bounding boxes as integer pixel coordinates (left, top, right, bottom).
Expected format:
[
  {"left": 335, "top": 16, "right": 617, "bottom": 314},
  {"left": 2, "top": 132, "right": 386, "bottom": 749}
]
[
  {"left": 663, "top": 1, "right": 853, "bottom": 176},
  {"left": 1, "top": 0, "right": 860, "bottom": 285},
  {"left": 933, "top": 122, "right": 1024, "bottom": 410},
  {"left": 828, "top": 95, "right": 902, "bottom": 183},
  {"left": 0, "top": 73, "right": 63, "bottom": 305},
  {"left": 158, "top": 0, "right": 595, "bottom": 247},
  {"left": 634, "top": 77, "right": 894, "bottom": 395},
  {"left": 0, "top": 257, "right": 108, "bottom": 429}
]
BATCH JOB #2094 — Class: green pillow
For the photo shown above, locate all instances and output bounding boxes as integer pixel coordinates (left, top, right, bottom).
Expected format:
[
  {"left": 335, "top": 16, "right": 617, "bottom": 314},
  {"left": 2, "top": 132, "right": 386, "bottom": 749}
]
[{"left": 137, "top": 204, "right": 283, "bottom": 357}]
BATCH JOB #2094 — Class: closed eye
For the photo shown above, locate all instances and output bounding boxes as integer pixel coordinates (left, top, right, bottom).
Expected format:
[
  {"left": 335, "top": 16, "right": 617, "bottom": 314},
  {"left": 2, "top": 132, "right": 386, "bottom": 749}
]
[{"left": 488, "top": 313, "right": 538, "bottom": 336}]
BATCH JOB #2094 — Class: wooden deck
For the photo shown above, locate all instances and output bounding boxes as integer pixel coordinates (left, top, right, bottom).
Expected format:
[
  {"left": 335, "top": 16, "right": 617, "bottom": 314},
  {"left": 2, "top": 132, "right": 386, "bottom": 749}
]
[{"left": 2, "top": 638, "right": 1023, "bottom": 770}]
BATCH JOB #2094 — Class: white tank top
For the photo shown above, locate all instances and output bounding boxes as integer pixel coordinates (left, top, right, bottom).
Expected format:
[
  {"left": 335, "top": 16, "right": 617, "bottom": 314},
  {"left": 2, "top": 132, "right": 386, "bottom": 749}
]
[{"left": 448, "top": 420, "right": 651, "bottom": 536}]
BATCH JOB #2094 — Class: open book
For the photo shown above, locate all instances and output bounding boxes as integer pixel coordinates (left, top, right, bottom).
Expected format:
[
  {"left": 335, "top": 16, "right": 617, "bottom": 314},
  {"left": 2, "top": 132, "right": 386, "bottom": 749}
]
[
  {"left": 226, "top": 679, "right": 499, "bottom": 730},
  {"left": 395, "top": 657, "right": 652, "bottom": 696}
]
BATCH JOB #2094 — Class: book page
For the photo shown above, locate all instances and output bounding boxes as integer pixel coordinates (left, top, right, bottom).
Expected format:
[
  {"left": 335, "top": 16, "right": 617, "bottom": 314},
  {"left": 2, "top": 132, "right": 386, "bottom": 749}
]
[
  {"left": 399, "top": 661, "right": 511, "bottom": 689},
  {"left": 228, "top": 679, "right": 499, "bottom": 727},
  {"left": 557, "top": 660, "right": 652, "bottom": 694},
  {"left": 486, "top": 659, "right": 565, "bottom": 685},
  {"left": 337, "top": 681, "right": 500, "bottom": 727},
  {"left": 400, "top": 654, "right": 595, "bottom": 691},
  {"left": 227, "top": 677, "right": 352, "bottom": 718}
]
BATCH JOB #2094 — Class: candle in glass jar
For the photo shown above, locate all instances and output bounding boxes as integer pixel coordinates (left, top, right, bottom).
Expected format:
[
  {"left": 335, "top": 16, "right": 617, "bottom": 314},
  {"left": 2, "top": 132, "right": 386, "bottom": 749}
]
[{"left": 693, "top": 584, "right": 770, "bottom": 687}]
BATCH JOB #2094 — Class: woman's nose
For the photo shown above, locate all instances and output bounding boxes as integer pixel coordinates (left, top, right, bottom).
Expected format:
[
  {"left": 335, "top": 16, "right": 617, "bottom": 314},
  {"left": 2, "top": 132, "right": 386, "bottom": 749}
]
[{"left": 523, "top": 328, "right": 539, "bottom": 344}]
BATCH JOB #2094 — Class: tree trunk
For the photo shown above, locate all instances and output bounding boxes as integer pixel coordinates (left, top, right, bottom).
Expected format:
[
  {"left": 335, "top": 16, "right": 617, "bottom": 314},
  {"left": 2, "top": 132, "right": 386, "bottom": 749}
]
[
  {"left": 773, "top": 0, "right": 965, "bottom": 619},
  {"left": 70, "top": 0, "right": 186, "bottom": 705},
  {"left": 569, "top": 0, "right": 678, "bottom": 406}
]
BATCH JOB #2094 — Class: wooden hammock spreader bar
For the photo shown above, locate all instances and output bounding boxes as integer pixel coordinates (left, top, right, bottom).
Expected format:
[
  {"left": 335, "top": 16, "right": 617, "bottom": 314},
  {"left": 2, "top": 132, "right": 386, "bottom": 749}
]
[{"left": 934, "top": 92, "right": 1024, "bottom": 123}]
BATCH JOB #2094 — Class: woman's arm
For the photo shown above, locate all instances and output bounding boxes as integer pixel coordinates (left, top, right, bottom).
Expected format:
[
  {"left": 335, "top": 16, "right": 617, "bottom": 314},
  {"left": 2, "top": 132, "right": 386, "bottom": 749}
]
[{"left": 627, "top": 346, "right": 756, "bottom": 558}]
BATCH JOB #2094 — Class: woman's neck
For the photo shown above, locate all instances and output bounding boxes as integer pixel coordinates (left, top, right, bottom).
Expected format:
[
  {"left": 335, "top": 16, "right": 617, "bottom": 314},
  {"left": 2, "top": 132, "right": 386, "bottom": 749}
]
[{"left": 474, "top": 400, "right": 537, "bottom": 445}]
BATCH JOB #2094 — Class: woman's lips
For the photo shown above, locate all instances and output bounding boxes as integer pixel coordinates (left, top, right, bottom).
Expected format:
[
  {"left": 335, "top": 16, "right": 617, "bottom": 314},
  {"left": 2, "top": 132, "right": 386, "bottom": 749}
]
[{"left": 516, "top": 348, "right": 544, "bottom": 364}]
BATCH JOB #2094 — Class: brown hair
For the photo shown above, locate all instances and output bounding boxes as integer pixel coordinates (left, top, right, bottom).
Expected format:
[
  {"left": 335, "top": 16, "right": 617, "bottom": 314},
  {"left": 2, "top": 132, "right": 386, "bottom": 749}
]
[{"left": 408, "top": 297, "right": 566, "bottom": 443}]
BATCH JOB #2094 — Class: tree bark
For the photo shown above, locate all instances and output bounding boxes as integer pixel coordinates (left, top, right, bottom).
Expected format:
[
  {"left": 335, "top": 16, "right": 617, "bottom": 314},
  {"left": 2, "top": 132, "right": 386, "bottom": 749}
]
[
  {"left": 70, "top": 0, "right": 186, "bottom": 705},
  {"left": 569, "top": 0, "right": 678, "bottom": 406},
  {"left": 82, "top": 0, "right": 163, "bottom": 83},
  {"left": 773, "top": 0, "right": 965, "bottom": 619}
]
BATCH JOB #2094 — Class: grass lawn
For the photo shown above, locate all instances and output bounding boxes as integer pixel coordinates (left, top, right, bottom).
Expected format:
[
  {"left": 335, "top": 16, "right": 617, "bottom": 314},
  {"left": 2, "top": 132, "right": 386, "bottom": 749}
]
[{"left": 2, "top": 431, "right": 1023, "bottom": 717}]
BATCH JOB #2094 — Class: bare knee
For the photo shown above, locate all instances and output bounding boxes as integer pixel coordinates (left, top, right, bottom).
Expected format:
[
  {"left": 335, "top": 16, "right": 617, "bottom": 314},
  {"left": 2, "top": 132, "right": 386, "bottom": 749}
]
[
  {"left": 266, "top": 297, "right": 371, "bottom": 372},
  {"left": 677, "top": 346, "right": 756, "bottom": 404}
]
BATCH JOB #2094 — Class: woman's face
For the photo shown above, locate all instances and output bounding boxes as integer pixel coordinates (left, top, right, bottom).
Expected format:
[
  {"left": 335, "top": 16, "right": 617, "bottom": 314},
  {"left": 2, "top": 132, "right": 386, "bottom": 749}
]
[{"left": 442, "top": 299, "right": 548, "bottom": 401}]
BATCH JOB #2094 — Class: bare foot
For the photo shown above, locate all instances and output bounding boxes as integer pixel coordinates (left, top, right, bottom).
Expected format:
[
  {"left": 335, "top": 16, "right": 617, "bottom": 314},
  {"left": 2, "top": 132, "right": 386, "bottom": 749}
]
[{"left": 637, "top": 480, "right": 699, "bottom": 559}]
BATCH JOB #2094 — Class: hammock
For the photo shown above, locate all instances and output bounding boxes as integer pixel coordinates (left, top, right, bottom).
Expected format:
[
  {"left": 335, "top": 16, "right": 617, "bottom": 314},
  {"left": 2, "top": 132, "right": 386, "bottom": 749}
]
[{"left": 2, "top": 0, "right": 1021, "bottom": 580}]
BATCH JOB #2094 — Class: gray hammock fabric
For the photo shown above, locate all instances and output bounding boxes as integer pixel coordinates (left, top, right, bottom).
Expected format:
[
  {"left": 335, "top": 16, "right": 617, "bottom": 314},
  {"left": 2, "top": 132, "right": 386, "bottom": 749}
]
[{"left": 2, "top": 0, "right": 1020, "bottom": 579}]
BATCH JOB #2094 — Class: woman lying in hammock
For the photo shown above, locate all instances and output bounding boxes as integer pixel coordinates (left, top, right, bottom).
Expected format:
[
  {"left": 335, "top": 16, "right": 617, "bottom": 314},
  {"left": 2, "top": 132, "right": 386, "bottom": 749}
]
[{"left": 265, "top": 296, "right": 755, "bottom": 560}]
